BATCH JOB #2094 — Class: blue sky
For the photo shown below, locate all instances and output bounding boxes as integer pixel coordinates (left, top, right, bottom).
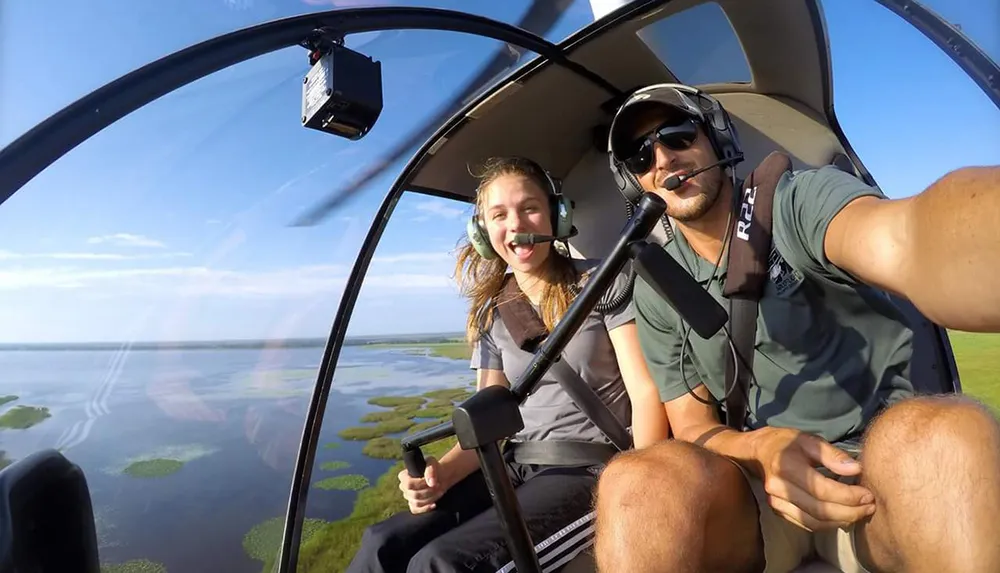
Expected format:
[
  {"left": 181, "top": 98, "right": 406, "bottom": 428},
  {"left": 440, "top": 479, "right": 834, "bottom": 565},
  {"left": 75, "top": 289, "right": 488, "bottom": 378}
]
[{"left": 0, "top": 0, "right": 997, "bottom": 343}]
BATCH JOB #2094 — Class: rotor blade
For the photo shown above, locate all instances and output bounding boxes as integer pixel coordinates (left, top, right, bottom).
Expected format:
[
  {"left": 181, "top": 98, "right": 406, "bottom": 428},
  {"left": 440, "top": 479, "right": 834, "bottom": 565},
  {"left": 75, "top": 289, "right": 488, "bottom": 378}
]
[{"left": 290, "top": 0, "right": 575, "bottom": 227}]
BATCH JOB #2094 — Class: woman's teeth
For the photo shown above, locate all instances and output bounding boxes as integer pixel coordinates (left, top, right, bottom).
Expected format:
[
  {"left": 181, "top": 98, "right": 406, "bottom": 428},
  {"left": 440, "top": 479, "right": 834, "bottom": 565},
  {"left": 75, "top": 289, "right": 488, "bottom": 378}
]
[{"left": 511, "top": 244, "right": 533, "bottom": 258}]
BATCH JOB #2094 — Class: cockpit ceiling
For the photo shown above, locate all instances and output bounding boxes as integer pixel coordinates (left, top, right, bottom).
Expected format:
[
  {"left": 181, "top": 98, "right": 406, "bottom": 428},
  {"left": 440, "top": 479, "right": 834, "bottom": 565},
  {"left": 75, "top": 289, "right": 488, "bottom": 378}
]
[{"left": 408, "top": 0, "right": 839, "bottom": 200}]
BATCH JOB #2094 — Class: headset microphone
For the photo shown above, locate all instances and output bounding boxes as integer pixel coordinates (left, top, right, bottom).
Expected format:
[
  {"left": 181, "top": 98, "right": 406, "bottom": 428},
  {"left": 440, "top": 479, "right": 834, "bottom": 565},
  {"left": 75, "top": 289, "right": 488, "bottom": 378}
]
[
  {"left": 663, "top": 154, "right": 744, "bottom": 191},
  {"left": 511, "top": 233, "right": 558, "bottom": 245},
  {"left": 511, "top": 226, "right": 578, "bottom": 246}
]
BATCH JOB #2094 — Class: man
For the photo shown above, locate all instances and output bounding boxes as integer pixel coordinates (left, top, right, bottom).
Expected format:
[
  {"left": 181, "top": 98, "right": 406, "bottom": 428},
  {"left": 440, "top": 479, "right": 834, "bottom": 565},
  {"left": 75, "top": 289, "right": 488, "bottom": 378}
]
[{"left": 592, "top": 83, "right": 1000, "bottom": 573}]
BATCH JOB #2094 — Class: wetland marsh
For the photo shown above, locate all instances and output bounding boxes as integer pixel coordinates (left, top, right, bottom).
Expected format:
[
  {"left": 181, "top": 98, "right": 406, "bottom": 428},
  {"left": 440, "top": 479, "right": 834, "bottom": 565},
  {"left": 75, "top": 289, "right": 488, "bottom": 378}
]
[{"left": 0, "top": 335, "right": 473, "bottom": 573}]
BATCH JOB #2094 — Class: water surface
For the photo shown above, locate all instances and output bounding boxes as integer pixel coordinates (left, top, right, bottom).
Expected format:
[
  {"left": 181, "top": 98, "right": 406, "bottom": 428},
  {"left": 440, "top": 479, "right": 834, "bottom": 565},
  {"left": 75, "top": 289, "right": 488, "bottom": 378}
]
[{"left": 0, "top": 342, "right": 473, "bottom": 572}]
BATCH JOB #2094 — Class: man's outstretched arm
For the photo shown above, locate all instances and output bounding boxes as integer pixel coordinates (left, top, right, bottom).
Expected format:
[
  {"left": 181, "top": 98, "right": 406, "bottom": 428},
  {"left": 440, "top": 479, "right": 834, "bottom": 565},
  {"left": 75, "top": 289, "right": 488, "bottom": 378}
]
[{"left": 825, "top": 165, "right": 1000, "bottom": 332}]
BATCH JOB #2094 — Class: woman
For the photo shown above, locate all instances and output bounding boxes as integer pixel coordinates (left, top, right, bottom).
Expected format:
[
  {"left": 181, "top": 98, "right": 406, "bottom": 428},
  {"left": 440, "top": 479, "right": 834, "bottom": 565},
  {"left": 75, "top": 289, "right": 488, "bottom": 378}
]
[{"left": 347, "top": 156, "right": 668, "bottom": 573}]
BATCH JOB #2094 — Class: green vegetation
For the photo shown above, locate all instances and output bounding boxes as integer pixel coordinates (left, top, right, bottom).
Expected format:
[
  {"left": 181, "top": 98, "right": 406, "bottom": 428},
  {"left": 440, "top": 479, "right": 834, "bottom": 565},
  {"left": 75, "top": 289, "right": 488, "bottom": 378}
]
[
  {"left": 294, "top": 437, "right": 458, "bottom": 573},
  {"left": 243, "top": 516, "right": 326, "bottom": 565},
  {"left": 392, "top": 403, "right": 423, "bottom": 415},
  {"left": 338, "top": 418, "right": 415, "bottom": 441},
  {"left": 243, "top": 382, "right": 471, "bottom": 572},
  {"left": 0, "top": 395, "right": 17, "bottom": 407},
  {"left": 320, "top": 461, "right": 350, "bottom": 471},
  {"left": 364, "top": 341, "right": 472, "bottom": 361},
  {"left": 407, "top": 420, "right": 445, "bottom": 435},
  {"left": 0, "top": 451, "right": 12, "bottom": 470},
  {"left": 360, "top": 410, "right": 414, "bottom": 423},
  {"left": 0, "top": 405, "right": 50, "bottom": 429},
  {"left": 338, "top": 427, "right": 386, "bottom": 441},
  {"left": 123, "top": 459, "right": 184, "bottom": 478},
  {"left": 367, "top": 396, "right": 426, "bottom": 409},
  {"left": 323, "top": 442, "right": 340, "bottom": 449},
  {"left": 374, "top": 418, "right": 416, "bottom": 434},
  {"left": 100, "top": 560, "right": 167, "bottom": 573},
  {"left": 315, "top": 475, "right": 370, "bottom": 491},
  {"left": 950, "top": 331, "right": 1000, "bottom": 411},
  {"left": 422, "top": 388, "right": 472, "bottom": 401},
  {"left": 419, "top": 342, "right": 474, "bottom": 360},
  {"left": 411, "top": 407, "right": 453, "bottom": 420},
  {"left": 362, "top": 437, "right": 401, "bottom": 460}
]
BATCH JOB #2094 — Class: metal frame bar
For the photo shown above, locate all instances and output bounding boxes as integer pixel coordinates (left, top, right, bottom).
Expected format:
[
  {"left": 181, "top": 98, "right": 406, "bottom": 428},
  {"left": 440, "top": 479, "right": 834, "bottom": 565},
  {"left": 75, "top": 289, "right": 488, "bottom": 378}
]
[
  {"left": 873, "top": 0, "right": 999, "bottom": 109},
  {"left": 407, "top": 184, "right": 474, "bottom": 204},
  {"left": 278, "top": 181, "right": 402, "bottom": 572},
  {"left": 0, "top": 6, "right": 619, "bottom": 208},
  {"left": 279, "top": 182, "right": 474, "bottom": 570}
]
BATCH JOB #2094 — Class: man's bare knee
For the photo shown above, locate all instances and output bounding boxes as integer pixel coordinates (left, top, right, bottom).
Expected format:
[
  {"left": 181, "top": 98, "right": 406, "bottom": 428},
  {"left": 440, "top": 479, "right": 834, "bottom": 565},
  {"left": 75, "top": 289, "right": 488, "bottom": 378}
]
[
  {"left": 598, "top": 440, "right": 714, "bottom": 495},
  {"left": 860, "top": 394, "right": 1000, "bottom": 572},
  {"left": 864, "top": 394, "right": 1000, "bottom": 470},
  {"left": 594, "top": 440, "right": 762, "bottom": 573}
]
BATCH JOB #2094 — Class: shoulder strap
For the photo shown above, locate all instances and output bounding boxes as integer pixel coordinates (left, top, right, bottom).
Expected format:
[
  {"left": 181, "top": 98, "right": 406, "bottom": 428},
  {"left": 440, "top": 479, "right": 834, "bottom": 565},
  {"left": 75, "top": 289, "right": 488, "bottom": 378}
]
[
  {"left": 722, "top": 152, "right": 792, "bottom": 430},
  {"left": 495, "top": 274, "right": 633, "bottom": 451}
]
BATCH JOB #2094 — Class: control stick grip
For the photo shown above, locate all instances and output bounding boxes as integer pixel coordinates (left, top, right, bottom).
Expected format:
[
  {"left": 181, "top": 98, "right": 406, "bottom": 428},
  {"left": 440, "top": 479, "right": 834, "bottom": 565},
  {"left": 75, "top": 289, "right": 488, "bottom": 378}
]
[{"left": 402, "top": 447, "right": 427, "bottom": 478}]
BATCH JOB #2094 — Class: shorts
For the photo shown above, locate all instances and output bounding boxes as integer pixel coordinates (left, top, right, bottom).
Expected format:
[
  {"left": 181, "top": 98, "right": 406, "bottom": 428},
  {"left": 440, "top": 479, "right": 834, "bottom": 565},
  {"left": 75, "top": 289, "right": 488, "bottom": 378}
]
[{"left": 729, "top": 459, "right": 873, "bottom": 573}]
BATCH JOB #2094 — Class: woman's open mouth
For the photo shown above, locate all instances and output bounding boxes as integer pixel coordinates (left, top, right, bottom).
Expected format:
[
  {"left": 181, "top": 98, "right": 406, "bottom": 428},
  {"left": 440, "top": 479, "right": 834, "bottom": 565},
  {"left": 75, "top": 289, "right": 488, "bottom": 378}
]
[{"left": 509, "top": 242, "right": 534, "bottom": 262}]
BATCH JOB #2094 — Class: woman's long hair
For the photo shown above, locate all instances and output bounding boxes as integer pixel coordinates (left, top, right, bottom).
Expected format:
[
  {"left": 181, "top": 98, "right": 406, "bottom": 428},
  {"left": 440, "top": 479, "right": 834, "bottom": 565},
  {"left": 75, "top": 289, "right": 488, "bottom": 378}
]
[{"left": 454, "top": 157, "right": 579, "bottom": 344}]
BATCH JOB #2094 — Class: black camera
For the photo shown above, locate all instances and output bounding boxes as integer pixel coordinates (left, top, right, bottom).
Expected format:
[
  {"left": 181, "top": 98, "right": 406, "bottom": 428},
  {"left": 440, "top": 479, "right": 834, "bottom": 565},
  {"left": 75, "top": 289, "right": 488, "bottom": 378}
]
[{"left": 301, "top": 43, "right": 383, "bottom": 140}]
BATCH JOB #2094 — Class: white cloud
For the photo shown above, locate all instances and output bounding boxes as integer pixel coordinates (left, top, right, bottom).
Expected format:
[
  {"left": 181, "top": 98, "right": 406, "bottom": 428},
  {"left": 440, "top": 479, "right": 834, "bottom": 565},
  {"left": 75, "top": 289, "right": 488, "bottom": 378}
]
[
  {"left": 0, "top": 266, "right": 204, "bottom": 291},
  {"left": 0, "top": 250, "right": 191, "bottom": 261},
  {"left": 0, "top": 257, "right": 457, "bottom": 298},
  {"left": 372, "top": 252, "right": 454, "bottom": 264},
  {"left": 86, "top": 233, "right": 167, "bottom": 249},
  {"left": 413, "top": 200, "right": 468, "bottom": 221}
]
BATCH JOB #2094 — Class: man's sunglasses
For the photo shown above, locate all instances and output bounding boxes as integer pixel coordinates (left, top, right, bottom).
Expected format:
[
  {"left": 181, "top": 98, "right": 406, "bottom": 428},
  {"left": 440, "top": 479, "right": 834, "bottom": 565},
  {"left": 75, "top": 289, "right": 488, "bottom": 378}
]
[{"left": 619, "top": 118, "right": 699, "bottom": 175}]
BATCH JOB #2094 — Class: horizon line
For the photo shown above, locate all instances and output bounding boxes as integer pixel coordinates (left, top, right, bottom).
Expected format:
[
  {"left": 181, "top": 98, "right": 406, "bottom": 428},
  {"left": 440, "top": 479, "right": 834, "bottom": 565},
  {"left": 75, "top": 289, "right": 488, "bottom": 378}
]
[{"left": 0, "top": 331, "right": 467, "bottom": 349}]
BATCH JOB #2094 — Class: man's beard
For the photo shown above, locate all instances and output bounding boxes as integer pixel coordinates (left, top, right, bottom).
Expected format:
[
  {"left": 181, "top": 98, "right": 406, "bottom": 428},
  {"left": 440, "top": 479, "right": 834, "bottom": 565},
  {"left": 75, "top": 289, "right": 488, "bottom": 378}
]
[{"left": 662, "top": 166, "right": 724, "bottom": 222}]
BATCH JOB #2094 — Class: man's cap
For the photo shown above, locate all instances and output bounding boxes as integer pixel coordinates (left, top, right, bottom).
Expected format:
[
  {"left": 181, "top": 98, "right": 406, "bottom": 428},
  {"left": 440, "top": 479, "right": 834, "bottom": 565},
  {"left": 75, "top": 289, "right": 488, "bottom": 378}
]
[{"left": 608, "top": 84, "right": 706, "bottom": 160}]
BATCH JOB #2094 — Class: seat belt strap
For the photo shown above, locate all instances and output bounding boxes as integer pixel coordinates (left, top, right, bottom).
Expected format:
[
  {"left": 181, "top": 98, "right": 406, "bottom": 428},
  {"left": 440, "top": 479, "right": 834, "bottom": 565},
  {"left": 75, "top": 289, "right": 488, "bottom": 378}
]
[
  {"left": 722, "top": 151, "right": 791, "bottom": 430},
  {"left": 508, "top": 440, "right": 619, "bottom": 467},
  {"left": 548, "top": 358, "right": 634, "bottom": 451},
  {"left": 493, "top": 273, "right": 635, "bottom": 454},
  {"left": 724, "top": 296, "right": 756, "bottom": 430}
]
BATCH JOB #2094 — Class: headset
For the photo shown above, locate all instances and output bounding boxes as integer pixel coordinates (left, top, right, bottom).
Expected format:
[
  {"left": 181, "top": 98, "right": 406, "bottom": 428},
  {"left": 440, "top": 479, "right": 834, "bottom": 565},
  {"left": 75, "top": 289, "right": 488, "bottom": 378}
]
[
  {"left": 466, "top": 157, "right": 575, "bottom": 260},
  {"left": 607, "top": 83, "right": 744, "bottom": 206},
  {"left": 606, "top": 83, "right": 756, "bottom": 412}
]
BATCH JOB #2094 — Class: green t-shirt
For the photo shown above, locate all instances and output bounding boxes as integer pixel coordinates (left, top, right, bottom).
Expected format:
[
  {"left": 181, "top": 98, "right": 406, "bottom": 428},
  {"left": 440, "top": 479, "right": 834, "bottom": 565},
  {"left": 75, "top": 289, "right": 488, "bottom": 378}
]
[{"left": 634, "top": 165, "right": 915, "bottom": 442}]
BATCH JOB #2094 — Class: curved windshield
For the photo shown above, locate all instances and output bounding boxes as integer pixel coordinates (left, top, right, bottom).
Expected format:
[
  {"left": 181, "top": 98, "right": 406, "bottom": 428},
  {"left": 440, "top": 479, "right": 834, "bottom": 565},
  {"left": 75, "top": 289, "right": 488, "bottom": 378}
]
[
  {"left": 0, "top": 20, "right": 540, "bottom": 573},
  {"left": 0, "top": 0, "right": 604, "bottom": 148},
  {"left": 294, "top": 189, "right": 473, "bottom": 572},
  {"left": 912, "top": 0, "right": 1000, "bottom": 66}
]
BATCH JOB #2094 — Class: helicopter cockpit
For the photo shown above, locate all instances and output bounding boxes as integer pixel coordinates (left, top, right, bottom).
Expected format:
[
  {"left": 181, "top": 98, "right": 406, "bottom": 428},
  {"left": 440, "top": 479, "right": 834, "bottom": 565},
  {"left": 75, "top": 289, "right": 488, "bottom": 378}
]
[{"left": 0, "top": 1, "right": 997, "bottom": 572}]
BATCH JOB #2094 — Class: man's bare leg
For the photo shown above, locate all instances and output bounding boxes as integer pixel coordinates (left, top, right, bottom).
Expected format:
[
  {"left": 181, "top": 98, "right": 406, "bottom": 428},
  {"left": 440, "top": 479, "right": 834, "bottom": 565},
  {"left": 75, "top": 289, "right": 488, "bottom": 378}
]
[
  {"left": 856, "top": 394, "right": 1000, "bottom": 572},
  {"left": 593, "top": 440, "right": 764, "bottom": 573}
]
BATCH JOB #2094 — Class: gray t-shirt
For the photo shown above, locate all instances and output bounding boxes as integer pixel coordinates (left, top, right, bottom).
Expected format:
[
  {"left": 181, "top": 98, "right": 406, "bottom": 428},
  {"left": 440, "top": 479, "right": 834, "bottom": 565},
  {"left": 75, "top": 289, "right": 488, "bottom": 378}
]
[
  {"left": 634, "top": 166, "right": 915, "bottom": 442},
  {"left": 470, "top": 258, "right": 635, "bottom": 444}
]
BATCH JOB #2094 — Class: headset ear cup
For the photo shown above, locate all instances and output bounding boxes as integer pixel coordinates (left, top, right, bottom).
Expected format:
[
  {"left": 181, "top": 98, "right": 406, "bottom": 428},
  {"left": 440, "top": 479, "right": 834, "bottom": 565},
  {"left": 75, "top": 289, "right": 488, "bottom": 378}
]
[
  {"left": 624, "top": 171, "right": 645, "bottom": 203},
  {"left": 466, "top": 216, "right": 496, "bottom": 260},
  {"left": 609, "top": 158, "right": 643, "bottom": 205},
  {"left": 553, "top": 195, "right": 574, "bottom": 239}
]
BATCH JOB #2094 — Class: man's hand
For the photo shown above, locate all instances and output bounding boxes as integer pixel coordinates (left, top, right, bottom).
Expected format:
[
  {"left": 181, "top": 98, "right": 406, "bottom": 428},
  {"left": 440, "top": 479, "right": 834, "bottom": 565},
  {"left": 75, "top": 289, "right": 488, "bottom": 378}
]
[
  {"left": 749, "top": 427, "right": 876, "bottom": 531},
  {"left": 397, "top": 456, "right": 449, "bottom": 514}
]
